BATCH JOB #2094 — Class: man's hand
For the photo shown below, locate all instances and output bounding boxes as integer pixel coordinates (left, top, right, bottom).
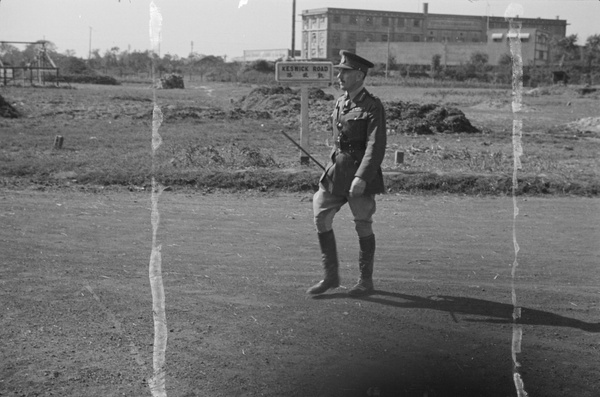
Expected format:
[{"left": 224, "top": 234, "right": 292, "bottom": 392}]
[{"left": 349, "top": 177, "right": 366, "bottom": 197}]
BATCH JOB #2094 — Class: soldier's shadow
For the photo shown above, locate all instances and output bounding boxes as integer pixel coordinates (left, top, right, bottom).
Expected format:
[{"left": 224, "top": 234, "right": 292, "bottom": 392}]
[{"left": 313, "top": 290, "right": 600, "bottom": 333}]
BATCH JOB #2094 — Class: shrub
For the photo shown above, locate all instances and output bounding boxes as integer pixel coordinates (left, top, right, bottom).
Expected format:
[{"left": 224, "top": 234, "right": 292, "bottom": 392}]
[
  {"left": 158, "top": 73, "right": 184, "bottom": 89},
  {"left": 245, "top": 59, "right": 275, "bottom": 73},
  {"left": 46, "top": 74, "right": 121, "bottom": 85}
]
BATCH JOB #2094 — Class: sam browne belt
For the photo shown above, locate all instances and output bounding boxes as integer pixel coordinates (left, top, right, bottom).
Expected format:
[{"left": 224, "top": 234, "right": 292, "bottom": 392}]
[{"left": 336, "top": 140, "right": 366, "bottom": 151}]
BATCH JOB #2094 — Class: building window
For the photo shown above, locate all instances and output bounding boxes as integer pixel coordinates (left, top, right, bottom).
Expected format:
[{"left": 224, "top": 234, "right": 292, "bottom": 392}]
[
  {"left": 536, "top": 50, "right": 547, "bottom": 60},
  {"left": 414, "top": 19, "right": 421, "bottom": 28},
  {"left": 319, "top": 17, "right": 325, "bottom": 29},
  {"left": 303, "top": 19, "right": 308, "bottom": 30},
  {"left": 333, "top": 15, "right": 341, "bottom": 24},
  {"left": 366, "top": 16, "right": 373, "bottom": 26},
  {"left": 382, "top": 17, "right": 389, "bottom": 27},
  {"left": 365, "top": 33, "right": 373, "bottom": 42},
  {"left": 413, "top": 35, "right": 421, "bottom": 42},
  {"left": 350, "top": 15, "right": 358, "bottom": 25},
  {"left": 397, "top": 18, "right": 405, "bottom": 28},
  {"left": 382, "top": 34, "right": 388, "bottom": 42}
]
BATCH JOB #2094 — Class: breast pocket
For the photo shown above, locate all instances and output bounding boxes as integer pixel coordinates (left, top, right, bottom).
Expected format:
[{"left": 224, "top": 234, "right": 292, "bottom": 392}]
[{"left": 344, "top": 113, "right": 368, "bottom": 141}]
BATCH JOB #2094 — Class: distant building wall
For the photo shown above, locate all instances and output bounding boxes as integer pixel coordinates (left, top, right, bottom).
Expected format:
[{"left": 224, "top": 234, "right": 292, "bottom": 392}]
[
  {"left": 357, "top": 42, "right": 488, "bottom": 66},
  {"left": 356, "top": 28, "right": 550, "bottom": 66},
  {"left": 301, "top": 5, "right": 565, "bottom": 61},
  {"left": 242, "top": 49, "right": 300, "bottom": 62}
]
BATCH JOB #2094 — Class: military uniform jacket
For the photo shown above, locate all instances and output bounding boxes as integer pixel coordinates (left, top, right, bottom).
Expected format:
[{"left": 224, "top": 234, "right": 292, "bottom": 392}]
[{"left": 320, "top": 88, "right": 387, "bottom": 196}]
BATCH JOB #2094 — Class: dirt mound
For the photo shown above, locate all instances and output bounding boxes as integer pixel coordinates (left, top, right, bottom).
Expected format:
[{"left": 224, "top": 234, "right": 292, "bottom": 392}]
[
  {"left": 566, "top": 116, "right": 600, "bottom": 134},
  {"left": 235, "top": 85, "right": 334, "bottom": 116},
  {"left": 235, "top": 86, "right": 480, "bottom": 135},
  {"left": 385, "top": 101, "right": 480, "bottom": 134},
  {"left": 0, "top": 94, "right": 21, "bottom": 118},
  {"left": 230, "top": 86, "right": 335, "bottom": 133}
]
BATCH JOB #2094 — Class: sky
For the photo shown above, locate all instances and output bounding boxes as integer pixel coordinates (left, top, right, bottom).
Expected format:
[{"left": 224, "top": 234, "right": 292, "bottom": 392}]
[{"left": 0, "top": 0, "right": 597, "bottom": 60}]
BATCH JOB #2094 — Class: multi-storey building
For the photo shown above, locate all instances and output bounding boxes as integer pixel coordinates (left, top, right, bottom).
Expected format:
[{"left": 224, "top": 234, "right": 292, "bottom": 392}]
[
  {"left": 301, "top": 3, "right": 566, "bottom": 61},
  {"left": 357, "top": 28, "right": 550, "bottom": 66}
]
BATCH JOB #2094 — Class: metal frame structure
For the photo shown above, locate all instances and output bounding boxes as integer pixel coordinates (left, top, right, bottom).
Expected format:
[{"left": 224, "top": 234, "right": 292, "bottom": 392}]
[{"left": 0, "top": 40, "right": 60, "bottom": 86}]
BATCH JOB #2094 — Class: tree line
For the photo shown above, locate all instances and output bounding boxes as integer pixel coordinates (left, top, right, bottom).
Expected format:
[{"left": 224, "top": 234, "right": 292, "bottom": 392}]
[
  {"left": 0, "top": 41, "right": 263, "bottom": 84},
  {"left": 1, "top": 33, "right": 598, "bottom": 86}
]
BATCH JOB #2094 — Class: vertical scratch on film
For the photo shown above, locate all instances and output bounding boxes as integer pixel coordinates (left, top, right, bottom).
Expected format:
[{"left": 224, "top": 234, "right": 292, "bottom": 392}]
[
  {"left": 505, "top": 3, "right": 528, "bottom": 397},
  {"left": 148, "top": 2, "right": 167, "bottom": 397}
]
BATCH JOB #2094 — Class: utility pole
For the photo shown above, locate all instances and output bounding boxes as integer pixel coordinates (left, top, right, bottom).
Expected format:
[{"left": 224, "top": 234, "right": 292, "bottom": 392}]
[
  {"left": 291, "top": 0, "right": 296, "bottom": 59},
  {"left": 88, "top": 26, "right": 92, "bottom": 60},
  {"left": 385, "top": 23, "right": 391, "bottom": 78}
]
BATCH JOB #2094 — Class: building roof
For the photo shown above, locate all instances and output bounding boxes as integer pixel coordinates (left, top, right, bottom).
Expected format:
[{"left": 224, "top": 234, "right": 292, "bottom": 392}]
[{"left": 301, "top": 7, "right": 566, "bottom": 25}]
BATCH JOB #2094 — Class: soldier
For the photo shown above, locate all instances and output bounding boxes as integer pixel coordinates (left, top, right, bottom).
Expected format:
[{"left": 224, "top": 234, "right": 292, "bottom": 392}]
[{"left": 307, "top": 50, "right": 386, "bottom": 296}]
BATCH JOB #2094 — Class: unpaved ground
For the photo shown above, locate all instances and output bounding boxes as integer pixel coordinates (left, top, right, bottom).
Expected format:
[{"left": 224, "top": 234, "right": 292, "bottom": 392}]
[{"left": 1, "top": 189, "right": 598, "bottom": 397}]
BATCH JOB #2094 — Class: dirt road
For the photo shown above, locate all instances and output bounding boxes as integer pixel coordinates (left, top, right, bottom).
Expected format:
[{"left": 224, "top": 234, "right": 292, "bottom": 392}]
[{"left": 1, "top": 189, "right": 598, "bottom": 397}]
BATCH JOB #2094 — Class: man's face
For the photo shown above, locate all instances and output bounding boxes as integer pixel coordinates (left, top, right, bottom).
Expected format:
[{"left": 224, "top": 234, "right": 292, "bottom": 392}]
[{"left": 337, "top": 68, "right": 363, "bottom": 93}]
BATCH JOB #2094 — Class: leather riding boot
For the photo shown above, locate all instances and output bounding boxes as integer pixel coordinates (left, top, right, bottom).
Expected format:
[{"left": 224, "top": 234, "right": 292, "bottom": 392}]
[
  {"left": 348, "top": 234, "right": 375, "bottom": 296},
  {"left": 307, "top": 230, "right": 340, "bottom": 295}
]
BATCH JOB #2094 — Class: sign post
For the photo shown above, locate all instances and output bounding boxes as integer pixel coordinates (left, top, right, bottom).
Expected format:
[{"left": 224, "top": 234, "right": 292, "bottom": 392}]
[{"left": 275, "top": 61, "right": 333, "bottom": 165}]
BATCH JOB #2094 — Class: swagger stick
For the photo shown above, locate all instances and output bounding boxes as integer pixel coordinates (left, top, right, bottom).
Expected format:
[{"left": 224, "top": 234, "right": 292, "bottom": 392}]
[{"left": 281, "top": 130, "right": 326, "bottom": 171}]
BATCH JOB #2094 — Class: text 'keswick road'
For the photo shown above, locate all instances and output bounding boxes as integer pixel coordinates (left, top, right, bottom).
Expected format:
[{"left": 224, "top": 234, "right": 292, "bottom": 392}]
[{"left": 276, "top": 61, "right": 334, "bottom": 83}]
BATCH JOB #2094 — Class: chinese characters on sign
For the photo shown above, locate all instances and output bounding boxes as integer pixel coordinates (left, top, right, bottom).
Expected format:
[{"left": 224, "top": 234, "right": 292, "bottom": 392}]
[{"left": 275, "top": 61, "right": 333, "bottom": 84}]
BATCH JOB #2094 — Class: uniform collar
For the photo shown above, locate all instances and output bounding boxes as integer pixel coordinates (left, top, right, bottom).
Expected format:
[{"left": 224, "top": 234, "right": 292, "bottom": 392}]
[{"left": 346, "top": 84, "right": 365, "bottom": 103}]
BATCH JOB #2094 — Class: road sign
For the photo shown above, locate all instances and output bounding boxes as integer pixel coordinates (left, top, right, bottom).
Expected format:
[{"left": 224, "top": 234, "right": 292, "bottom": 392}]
[
  {"left": 275, "top": 61, "right": 334, "bottom": 166},
  {"left": 275, "top": 61, "right": 333, "bottom": 84}
]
